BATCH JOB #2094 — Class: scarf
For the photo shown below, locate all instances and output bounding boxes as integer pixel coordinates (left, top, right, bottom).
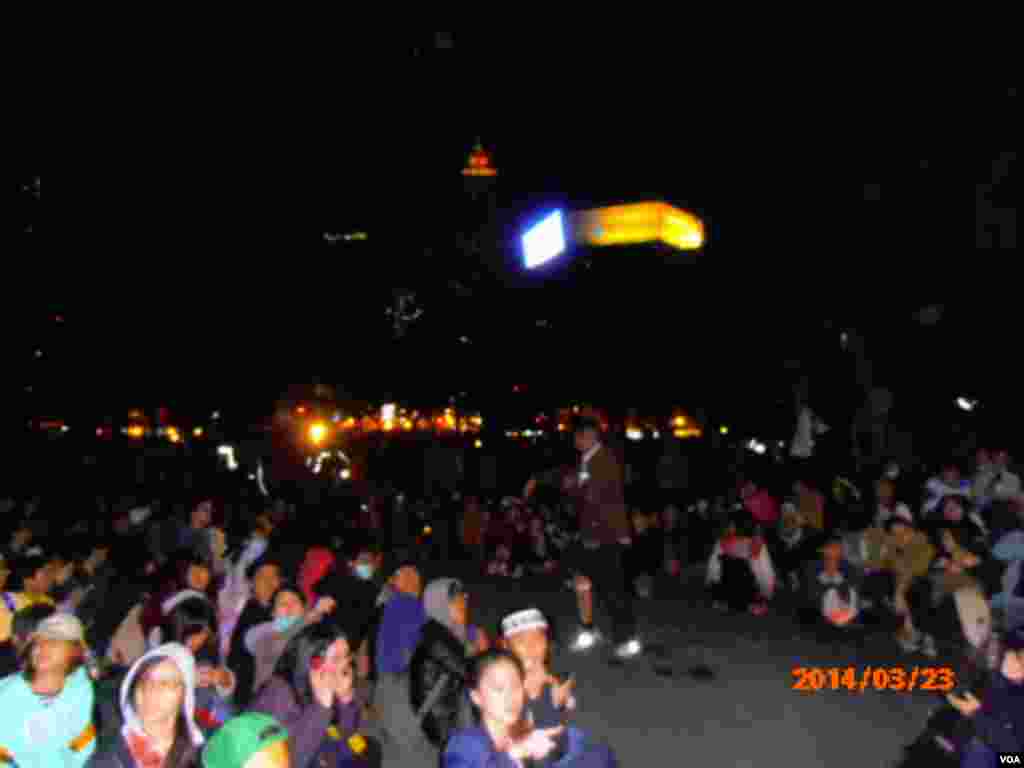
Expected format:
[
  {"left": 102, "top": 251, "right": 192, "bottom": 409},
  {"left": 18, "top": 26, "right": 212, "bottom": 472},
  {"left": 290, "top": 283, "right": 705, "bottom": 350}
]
[{"left": 126, "top": 727, "right": 167, "bottom": 768}]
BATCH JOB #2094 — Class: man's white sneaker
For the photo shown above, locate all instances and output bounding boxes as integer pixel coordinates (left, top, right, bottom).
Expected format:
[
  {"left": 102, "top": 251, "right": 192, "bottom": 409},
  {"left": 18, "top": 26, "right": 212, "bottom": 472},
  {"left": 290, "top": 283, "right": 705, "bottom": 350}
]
[
  {"left": 569, "top": 628, "right": 602, "bottom": 653},
  {"left": 613, "top": 638, "right": 644, "bottom": 659}
]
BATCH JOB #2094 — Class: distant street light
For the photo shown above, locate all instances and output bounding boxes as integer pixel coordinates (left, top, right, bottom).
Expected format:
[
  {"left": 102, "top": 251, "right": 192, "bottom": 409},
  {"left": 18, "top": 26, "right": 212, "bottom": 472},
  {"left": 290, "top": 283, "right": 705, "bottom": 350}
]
[{"left": 956, "top": 397, "right": 978, "bottom": 413}]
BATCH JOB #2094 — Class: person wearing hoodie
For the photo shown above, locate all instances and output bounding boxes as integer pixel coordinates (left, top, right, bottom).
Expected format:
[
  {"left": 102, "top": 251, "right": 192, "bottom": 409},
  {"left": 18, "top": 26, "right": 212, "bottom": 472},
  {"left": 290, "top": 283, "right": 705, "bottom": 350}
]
[
  {"left": 0, "top": 614, "right": 96, "bottom": 768},
  {"left": 87, "top": 643, "right": 204, "bottom": 768},
  {"left": 407, "top": 578, "right": 476, "bottom": 751},
  {"left": 141, "top": 558, "right": 214, "bottom": 647},
  {"left": 160, "top": 596, "right": 235, "bottom": 734},
  {"left": 244, "top": 584, "right": 336, "bottom": 697},
  {"left": 249, "top": 623, "right": 375, "bottom": 768},
  {"left": 201, "top": 713, "right": 289, "bottom": 768},
  {"left": 949, "top": 627, "right": 1023, "bottom": 767}
]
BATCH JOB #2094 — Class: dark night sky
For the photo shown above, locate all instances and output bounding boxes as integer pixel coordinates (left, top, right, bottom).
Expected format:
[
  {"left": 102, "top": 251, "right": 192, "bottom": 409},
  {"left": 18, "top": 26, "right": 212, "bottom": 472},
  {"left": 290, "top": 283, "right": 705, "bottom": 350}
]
[{"left": 13, "top": 49, "right": 1016, "bottom": 428}]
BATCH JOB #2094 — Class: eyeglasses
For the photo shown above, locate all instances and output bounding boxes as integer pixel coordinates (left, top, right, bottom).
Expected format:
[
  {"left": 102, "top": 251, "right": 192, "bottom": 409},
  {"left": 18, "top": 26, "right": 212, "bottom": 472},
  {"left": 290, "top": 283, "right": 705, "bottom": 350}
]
[{"left": 142, "top": 677, "right": 185, "bottom": 693}]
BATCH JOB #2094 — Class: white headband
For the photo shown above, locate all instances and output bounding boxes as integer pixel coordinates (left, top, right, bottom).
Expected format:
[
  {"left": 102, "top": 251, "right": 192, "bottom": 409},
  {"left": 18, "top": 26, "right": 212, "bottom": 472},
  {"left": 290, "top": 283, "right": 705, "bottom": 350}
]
[{"left": 502, "top": 609, "right": 548, "bottom": 638}]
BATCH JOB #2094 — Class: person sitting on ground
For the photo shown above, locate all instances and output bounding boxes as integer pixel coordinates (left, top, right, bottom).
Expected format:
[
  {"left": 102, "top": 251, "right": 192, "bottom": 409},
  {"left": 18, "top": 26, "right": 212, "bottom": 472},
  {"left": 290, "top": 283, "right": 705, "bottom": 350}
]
[
  {"left": 739, "top": 479, "right": 781, "bottom": 534},
  {"left": 201, "top": 713, "right": 289, "bottom": 768},
  {"left": 0, "top": 614, "right": 97, "bottom": 768},
  {"left": 218, "top": 515, "right": 276, "bottom": 664},
  {"left": 226, "top": 552, "right": 283, "bottom": 710},
  {"left": 991, "top": 509, "right": 1024, "bottom": 631},
  {"left": 0, "top": 603, "right": 56, "bottom": 677},
  {"left": 89, "top": 643, "right": 204, "bottom": 768},
  {"left": 161, "top": 594, "right": 236, "bottom": 734},
  {"left": 946, "top": 626, "right": 1023, "bottom": 767},
  {"left": 250, "top": 623, "right": 377, "bottom": 768},
  {"left": 140, "top": 555, "right": 215, "bottom": 647},
  {"left": 775, "top": 502, "right": 825, "bottom": 592},
  {"left": 929, "top": 495, "right": 989, "bottom": 550},
  {"left": 245, "top": 583, "right": 337, "bottom": 696},
  {"left": 66, "top": 539, "right": 114, "bottom": 631},
  {"left": 405, "top": 579, "right": 483, "bottom": 753},
  {"left": 794, "top": 478, "right": 826, "bottom": 533},
  {"left": 800, "top": 538, "right": 862, "bottom": 631},
  {"left": 374, "top": 563, "right": 426, "bottom": 677},
  {"left": 923, "top": 460, "right": 972, "bottom": 518},
  {"left": 500, "top": 608, "right": 618, "bottom": 767},
  {"left": 305, "top": 536, "right": 385, "bottom": 682},
  {"left": 706, "top": 515, "right": 775, "bottom": 615},
  {"left": 874, "top": 477, "right": 914, "bottom": 528},
  {"left": 904, "top": 527, "right": 996, "bottom": 659},
  {"left": 862, "top": 516, "right": 937, "bottom": 655},
  {"left": 442, "top": 650, "right": 567, "bottom": 768},
  {"left": 0, "top": 554, "right": 57, "bottom": 645}
]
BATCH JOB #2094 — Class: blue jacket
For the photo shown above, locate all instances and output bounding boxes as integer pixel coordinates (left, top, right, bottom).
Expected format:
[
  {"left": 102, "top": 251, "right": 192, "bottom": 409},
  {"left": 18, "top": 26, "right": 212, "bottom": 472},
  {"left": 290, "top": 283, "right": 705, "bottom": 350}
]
[
  {"left": 0, "top": 667, "right": 96, "bottom": 768},
  {"left": 443, "top": 727, "right": 520, "bottom": 768},
  {"left": 444, "top": 726, "right": 616, "bottom": 768}
]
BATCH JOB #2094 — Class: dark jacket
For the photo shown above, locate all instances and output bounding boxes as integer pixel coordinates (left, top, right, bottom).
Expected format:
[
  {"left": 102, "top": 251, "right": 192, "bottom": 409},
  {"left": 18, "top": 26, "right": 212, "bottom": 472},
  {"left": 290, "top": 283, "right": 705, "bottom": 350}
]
[
  {"left": 227, "top": 597, "right": 272, "bottom": 708},
  {"left": 313, "top": 569, "right": 381, "bottom": 647},
  {"left": 87, "top": 729, "right": 200, "bottom": 768},
  {"left": 567, "top": 446, "right": 630, "bottom": 545},
  {"left": 443, "top": 727, "right": 519, "bottom": 768},
  {"left": 408, "top": 619, "right": 471, "bottom": 748}
]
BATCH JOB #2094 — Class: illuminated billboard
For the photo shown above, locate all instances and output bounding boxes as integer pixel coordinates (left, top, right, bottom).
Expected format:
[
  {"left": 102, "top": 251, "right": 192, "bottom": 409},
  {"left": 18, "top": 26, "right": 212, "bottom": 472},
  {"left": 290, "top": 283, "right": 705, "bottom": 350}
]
[
  {"left": 522, "top": 210, "right": 567, "bottom": 269},
  {"left": 571, "top": 202, "right": 704, "bottom": 251}
]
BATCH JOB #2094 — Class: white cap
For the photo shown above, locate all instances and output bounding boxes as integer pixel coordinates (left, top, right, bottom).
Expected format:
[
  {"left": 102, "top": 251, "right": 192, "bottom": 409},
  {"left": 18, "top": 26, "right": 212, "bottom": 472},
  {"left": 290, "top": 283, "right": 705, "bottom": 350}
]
[{"left": 501, "top": 609, "right": 548, "bottom": 638}]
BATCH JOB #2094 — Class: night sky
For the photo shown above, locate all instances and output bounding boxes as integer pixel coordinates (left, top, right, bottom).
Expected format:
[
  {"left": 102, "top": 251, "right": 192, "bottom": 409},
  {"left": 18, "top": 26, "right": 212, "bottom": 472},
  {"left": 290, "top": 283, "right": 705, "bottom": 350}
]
[{"left": 13, "top": 48, "right": 1016, "bottom": 433}]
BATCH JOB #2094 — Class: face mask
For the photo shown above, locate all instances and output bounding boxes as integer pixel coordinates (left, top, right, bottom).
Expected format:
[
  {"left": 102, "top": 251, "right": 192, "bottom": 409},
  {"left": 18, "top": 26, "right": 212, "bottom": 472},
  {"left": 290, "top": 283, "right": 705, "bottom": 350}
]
[
  {"left": 354, "top": 563, "right": 375, "bottom": 581},
  {"left": 273, "top": 616, "right": 300, "bottom": 633}
]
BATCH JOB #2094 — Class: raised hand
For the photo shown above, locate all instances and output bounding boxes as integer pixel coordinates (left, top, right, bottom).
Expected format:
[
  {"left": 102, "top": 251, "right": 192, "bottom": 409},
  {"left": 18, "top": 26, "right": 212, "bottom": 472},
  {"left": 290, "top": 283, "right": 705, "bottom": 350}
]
[
  {"left": 312, "top": 597, "right": 337, "bottom": 620},
  {"left": 551, "top": 675, "right": 576, "bottom": 710},
  {"left": 311, "top": 665, "right": 336, "bottom": 709},
  {"left": 511, "top": 726, "right": 565, "bottom": 761}
]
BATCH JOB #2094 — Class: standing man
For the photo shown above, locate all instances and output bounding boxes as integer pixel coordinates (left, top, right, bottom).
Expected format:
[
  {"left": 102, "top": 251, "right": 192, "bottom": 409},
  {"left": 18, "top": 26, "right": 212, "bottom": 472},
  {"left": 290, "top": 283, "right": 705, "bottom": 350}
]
[{"left": 525, "top": 414, "right": 642, "bottom": 660}]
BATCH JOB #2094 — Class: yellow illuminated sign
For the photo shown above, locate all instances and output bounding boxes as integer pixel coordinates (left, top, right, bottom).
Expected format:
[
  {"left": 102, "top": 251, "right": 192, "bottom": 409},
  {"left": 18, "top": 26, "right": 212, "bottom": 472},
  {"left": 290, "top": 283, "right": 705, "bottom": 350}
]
[{"left": 572, "top": 202, "right": 704, "bottom": 251}]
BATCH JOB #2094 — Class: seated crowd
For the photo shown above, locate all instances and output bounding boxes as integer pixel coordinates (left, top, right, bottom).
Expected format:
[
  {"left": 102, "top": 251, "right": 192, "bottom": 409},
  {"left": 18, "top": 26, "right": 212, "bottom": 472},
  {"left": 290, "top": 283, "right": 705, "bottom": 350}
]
[{"left": 0, "top": 492, "right": 621, "bottom": 768}]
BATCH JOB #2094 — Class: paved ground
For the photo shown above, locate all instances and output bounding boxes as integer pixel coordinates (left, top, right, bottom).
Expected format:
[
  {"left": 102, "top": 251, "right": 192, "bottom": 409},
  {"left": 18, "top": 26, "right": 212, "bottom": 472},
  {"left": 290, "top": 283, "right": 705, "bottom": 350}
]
[{"left": 424, "top": 561, "right": 941, "bottom": 768}]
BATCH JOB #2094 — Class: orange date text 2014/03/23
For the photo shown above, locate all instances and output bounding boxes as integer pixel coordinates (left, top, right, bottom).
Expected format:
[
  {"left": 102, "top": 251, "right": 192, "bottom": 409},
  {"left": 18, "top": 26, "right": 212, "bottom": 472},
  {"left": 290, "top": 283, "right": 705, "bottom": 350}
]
[{"left": 791, "top": 666, "right": 956, "bottom": 693}]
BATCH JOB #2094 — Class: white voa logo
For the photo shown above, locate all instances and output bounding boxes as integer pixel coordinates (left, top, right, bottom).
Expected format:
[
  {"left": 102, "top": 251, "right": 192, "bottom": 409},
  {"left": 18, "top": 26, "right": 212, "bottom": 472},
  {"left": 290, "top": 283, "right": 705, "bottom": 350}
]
[{"left": 999, "top": 756, "right": 1021, "bottom": 765}]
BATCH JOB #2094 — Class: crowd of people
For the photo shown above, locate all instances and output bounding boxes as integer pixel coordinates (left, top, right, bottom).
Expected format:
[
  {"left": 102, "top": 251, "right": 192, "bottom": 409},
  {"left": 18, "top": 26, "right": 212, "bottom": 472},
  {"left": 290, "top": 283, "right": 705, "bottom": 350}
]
[
  {"left": 0, "top": 479, "right": 622, "bottom": 768},
  {"left": 1, "top": 424, "right": 1022, "bottom": 767}
]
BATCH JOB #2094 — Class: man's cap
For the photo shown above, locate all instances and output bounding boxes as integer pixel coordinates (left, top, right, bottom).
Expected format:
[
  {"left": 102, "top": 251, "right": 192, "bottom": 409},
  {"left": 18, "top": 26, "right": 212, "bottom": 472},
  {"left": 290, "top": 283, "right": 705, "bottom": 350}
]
[
  {"left": 33, "top": 613, "right": 86, "bottom": 645},
  {"left": 502, "top": 608, "right": 549, "bottom": 638},
  {"left": 202, "top": 713, "right": 288, "bottom": 768}
]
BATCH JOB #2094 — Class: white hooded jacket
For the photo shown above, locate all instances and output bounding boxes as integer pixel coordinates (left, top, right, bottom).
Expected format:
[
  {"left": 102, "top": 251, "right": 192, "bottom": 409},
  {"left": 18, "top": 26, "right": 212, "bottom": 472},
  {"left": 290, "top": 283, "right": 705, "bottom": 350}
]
[{"left": 120, "top": 643, "right": 204, "bottom": 748}]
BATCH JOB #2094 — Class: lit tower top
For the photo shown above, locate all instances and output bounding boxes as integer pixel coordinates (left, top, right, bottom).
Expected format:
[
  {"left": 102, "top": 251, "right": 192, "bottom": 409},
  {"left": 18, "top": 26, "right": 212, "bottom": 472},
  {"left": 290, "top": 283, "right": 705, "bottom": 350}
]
[{"left": 462, "top": 140, "right": 498, "bottom": 178}]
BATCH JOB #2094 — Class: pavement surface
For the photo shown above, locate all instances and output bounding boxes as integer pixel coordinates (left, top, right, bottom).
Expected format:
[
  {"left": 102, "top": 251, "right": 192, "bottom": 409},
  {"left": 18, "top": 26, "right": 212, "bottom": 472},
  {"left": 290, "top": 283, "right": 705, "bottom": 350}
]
[{"left": 425, "top": 561, "right": 943, "bottom": 768}]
